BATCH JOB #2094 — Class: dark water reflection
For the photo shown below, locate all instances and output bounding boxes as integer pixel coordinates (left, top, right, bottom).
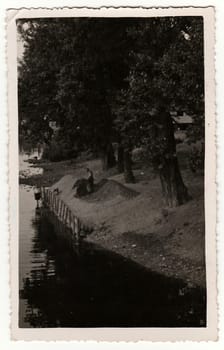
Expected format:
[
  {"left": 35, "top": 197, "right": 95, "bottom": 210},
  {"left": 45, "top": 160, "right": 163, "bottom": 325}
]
[{"left": 19, "top": 186, "right": 206, "bottom": 328}]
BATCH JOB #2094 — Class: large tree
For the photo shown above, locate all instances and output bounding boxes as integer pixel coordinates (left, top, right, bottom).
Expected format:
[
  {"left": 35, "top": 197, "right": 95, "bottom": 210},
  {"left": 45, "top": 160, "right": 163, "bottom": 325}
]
[
  {"left": 18, "top": 17, "right": 204, "bottom": 205},
  {"left": 18, "top": 20, "right": 63, "bottom": 143},
  {"left": 114, "top": 17, "right": 204, "bottom": 205},
  {"left": 18, "top": 18, "right": 133, "bottom": 168}
]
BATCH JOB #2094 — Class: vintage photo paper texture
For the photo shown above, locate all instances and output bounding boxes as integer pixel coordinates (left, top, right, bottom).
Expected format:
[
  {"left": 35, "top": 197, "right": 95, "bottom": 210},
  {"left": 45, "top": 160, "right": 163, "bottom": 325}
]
[{"left": 8, "top": 6, "right": 217, "bottom": 341}]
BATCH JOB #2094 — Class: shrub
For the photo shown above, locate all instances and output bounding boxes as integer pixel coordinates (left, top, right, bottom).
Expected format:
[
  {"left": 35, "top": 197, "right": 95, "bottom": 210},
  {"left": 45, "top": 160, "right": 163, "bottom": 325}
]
[
  {"left": 188, "top": 144, "right": 204, "bottom": 173},
  {"left": 132, "top": 147, "right": 148, "bottom": 163},
  {"left": 42, "top": 138, "right": 77, "bottom": 162}
]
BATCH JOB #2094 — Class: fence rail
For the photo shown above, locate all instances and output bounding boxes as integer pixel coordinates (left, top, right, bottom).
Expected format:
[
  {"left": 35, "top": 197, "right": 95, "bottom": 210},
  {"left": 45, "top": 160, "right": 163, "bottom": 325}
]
[{"left": 41, "top": 187, "right": 86, "bottom": 242}]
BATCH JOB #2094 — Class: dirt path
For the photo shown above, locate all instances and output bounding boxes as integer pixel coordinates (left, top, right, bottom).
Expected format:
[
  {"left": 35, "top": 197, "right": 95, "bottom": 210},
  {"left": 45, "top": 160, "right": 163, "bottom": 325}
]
[
  {"left": 20, "top": 155, "right": 205, "bottom": 288},
  {"left": 48, "top": 160, "right": 205, "bottom": 288}
]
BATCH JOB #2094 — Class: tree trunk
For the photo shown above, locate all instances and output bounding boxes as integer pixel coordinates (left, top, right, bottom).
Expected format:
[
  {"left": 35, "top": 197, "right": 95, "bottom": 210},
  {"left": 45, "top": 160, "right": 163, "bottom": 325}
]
[
  {"left": 101, "top": 143, "right": 116, "bottom": 171},
  {"left": 124, "top": 149, "right": 135, "bottom": 183},
  {"left": 117, "top": 144, "right": 124, "bottom": 173},
  {"left": 159, "top": 155, "right": 190, "bottom": 207},
  {"left": 155, "top": 109, "right": 190, "bottom": 207}
]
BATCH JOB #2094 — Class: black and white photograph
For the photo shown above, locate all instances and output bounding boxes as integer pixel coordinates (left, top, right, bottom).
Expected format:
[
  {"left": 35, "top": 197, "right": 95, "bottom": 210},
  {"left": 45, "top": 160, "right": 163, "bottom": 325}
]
[{"left": 7, "top": 6, "right": 216, "bottom": 341}]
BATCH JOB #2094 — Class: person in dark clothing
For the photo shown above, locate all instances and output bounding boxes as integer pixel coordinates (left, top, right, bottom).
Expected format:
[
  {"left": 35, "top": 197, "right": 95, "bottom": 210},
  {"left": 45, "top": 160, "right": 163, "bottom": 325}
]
[
  {"left": 34, "top": 187, "right": 41, "bottom": 208},
  {"left": 86, "top": 168, "right": 94, "bottom": 193}
]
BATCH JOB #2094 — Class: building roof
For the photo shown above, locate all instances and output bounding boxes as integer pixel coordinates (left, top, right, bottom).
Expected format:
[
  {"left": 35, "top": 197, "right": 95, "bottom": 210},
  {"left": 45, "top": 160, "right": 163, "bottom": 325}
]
[{"left": 172, "top": 114, "right": 193, "bottom": 124}]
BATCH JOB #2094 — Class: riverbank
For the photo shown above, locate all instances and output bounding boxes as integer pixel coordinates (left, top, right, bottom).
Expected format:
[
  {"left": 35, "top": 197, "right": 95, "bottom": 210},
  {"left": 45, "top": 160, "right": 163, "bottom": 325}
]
[{"left": 20, "top": 148, "right": 205, "bottom": 288}]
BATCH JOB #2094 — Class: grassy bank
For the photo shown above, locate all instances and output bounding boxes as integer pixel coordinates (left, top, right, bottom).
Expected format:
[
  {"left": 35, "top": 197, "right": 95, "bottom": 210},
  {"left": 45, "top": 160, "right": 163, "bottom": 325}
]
[{"left": 20, "top": 146, "right": 205, "bottom": 288}]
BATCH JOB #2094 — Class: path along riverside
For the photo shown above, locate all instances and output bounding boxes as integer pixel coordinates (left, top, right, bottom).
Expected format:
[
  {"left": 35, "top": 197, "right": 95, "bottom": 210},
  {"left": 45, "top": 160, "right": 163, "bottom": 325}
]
[{"left": 41, "top": 187, "right": 92, "bottom": 243}]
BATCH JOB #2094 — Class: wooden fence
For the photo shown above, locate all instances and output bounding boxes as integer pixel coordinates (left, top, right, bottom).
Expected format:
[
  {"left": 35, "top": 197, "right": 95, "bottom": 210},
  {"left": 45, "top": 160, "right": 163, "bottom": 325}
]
[{"left": 41, "top": 187, "right": 87, "bottom": 242}]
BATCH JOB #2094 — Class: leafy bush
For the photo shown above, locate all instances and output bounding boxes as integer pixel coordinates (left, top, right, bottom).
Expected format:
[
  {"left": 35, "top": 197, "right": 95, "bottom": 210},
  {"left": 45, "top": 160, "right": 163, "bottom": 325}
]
[
  {"left": 188, "top": 144, "right": 204, "bottom": 173},
  {"left": 42, "top": 138, "right": 77, "bottom": 162},
  {"left": 132, "top": 147, "right": 148, "bottom": 163}
]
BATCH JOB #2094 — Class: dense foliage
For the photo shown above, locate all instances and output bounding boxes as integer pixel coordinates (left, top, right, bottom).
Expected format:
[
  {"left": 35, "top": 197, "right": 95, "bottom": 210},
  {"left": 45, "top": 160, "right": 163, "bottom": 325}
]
[{"left": 18, "top": 16, "right": 204, "bottom": 205}]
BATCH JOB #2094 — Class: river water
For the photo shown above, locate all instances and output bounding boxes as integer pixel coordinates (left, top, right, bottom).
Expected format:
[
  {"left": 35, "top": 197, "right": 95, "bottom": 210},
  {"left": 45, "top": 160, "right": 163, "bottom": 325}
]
[{"left": 19, "top": 152, "right": 206, "bottom": 328}]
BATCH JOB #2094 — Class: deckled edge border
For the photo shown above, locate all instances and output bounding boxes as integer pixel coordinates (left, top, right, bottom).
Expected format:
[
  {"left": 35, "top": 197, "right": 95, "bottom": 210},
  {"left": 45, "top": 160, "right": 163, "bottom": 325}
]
[{"left": 6, "top": 5, "right": 217, "bottom": 342}]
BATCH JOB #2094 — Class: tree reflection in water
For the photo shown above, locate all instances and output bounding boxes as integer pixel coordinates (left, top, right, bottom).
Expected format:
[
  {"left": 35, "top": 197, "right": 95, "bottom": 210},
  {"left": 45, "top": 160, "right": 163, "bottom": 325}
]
[{"left": 20, "top": 212, "right": 206, "bottom": 328}]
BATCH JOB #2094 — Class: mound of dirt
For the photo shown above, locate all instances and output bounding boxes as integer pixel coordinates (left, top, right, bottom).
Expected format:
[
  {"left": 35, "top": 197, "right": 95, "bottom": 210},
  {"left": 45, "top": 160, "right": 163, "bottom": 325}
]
[{"left": 86, "top": 179, "right": 139, "bottom": 201}]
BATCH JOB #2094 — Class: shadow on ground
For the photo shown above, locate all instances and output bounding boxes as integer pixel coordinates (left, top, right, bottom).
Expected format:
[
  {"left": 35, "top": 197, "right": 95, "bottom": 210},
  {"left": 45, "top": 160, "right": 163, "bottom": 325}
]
[{"left": 20, "top": 214, "right": 206, "bottom": 328}]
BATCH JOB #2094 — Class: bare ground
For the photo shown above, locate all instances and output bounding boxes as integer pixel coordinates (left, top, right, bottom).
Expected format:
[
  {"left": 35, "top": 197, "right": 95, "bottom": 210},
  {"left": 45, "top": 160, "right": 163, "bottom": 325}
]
[
  {"left": 20, "top": 148, "right": 205, "bottom": 288},
  {"left": 50, "top": 160, "right": 205, "bottom": 288}
]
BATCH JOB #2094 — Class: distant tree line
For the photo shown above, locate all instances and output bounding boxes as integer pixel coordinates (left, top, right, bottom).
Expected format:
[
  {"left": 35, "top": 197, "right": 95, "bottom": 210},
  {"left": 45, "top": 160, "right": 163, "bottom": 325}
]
[{"left": 18, "top": 17, "right": 204, "bottom": 206}]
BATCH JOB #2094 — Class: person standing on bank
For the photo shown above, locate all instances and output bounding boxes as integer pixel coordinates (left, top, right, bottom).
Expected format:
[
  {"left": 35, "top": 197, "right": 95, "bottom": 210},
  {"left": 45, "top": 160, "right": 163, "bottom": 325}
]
[
  {"left": 86, "top": 168, "right": 94, "bottom": 193},
  {"left": 34, "top": 186, "right": 41, "bottom": 208}
]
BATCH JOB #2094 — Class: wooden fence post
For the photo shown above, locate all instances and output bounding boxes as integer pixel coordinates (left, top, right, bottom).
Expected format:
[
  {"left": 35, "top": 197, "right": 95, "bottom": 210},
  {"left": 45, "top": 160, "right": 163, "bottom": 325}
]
[
  {"left": 58, "top": 197, "right": 60, "bottom": 216},
  {"left": 40, "top": 187, "right": 83, "bottom": 245},
  {"left": 68, "top": 209, "right": 71, "bottom": 231},
  {"left": 62, "top": 202, "right": 66, "bottom": 224},
  {"left": 65, "top": 207, "right": 69, "bottom": 227},
  {"left": 75, "top": 217, "right": 80, "bottom": 241},
  {"left": 50, "top": 191, "right": 53, "bottom": 209},
  {"left": 47, "top": 189, "right": 49, "bottom": 205},
  {"left": 60, "top": 200, "right": 63, "bottom": 219},
  {"left": 56, "top": 195, "right": 58, "bottom": 214},
  {"left": 53, "top": 194, "right": 55, "bottom": 213}
]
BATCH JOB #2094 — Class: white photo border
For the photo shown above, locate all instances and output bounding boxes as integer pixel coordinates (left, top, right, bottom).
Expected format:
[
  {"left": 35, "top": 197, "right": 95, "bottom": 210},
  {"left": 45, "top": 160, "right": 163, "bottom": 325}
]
[{"left": 7, "top": 6, "right": 217, "bottom": 341}]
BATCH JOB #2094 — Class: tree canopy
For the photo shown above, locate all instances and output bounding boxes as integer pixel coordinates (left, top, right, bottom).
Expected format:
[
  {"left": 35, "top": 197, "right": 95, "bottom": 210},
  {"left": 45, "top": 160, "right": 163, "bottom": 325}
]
[
  {"left": 18, "top": 17, "right": 204, "bottom": 146},
  {"left": 18, "top": 16, "right": 204, "bottom": 205}
]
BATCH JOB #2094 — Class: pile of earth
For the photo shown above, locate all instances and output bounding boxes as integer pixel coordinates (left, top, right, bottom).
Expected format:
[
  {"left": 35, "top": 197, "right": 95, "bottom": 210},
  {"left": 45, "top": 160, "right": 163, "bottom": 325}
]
[{"left": 85, "top": 179, "right": 139, "bottom": 201}]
